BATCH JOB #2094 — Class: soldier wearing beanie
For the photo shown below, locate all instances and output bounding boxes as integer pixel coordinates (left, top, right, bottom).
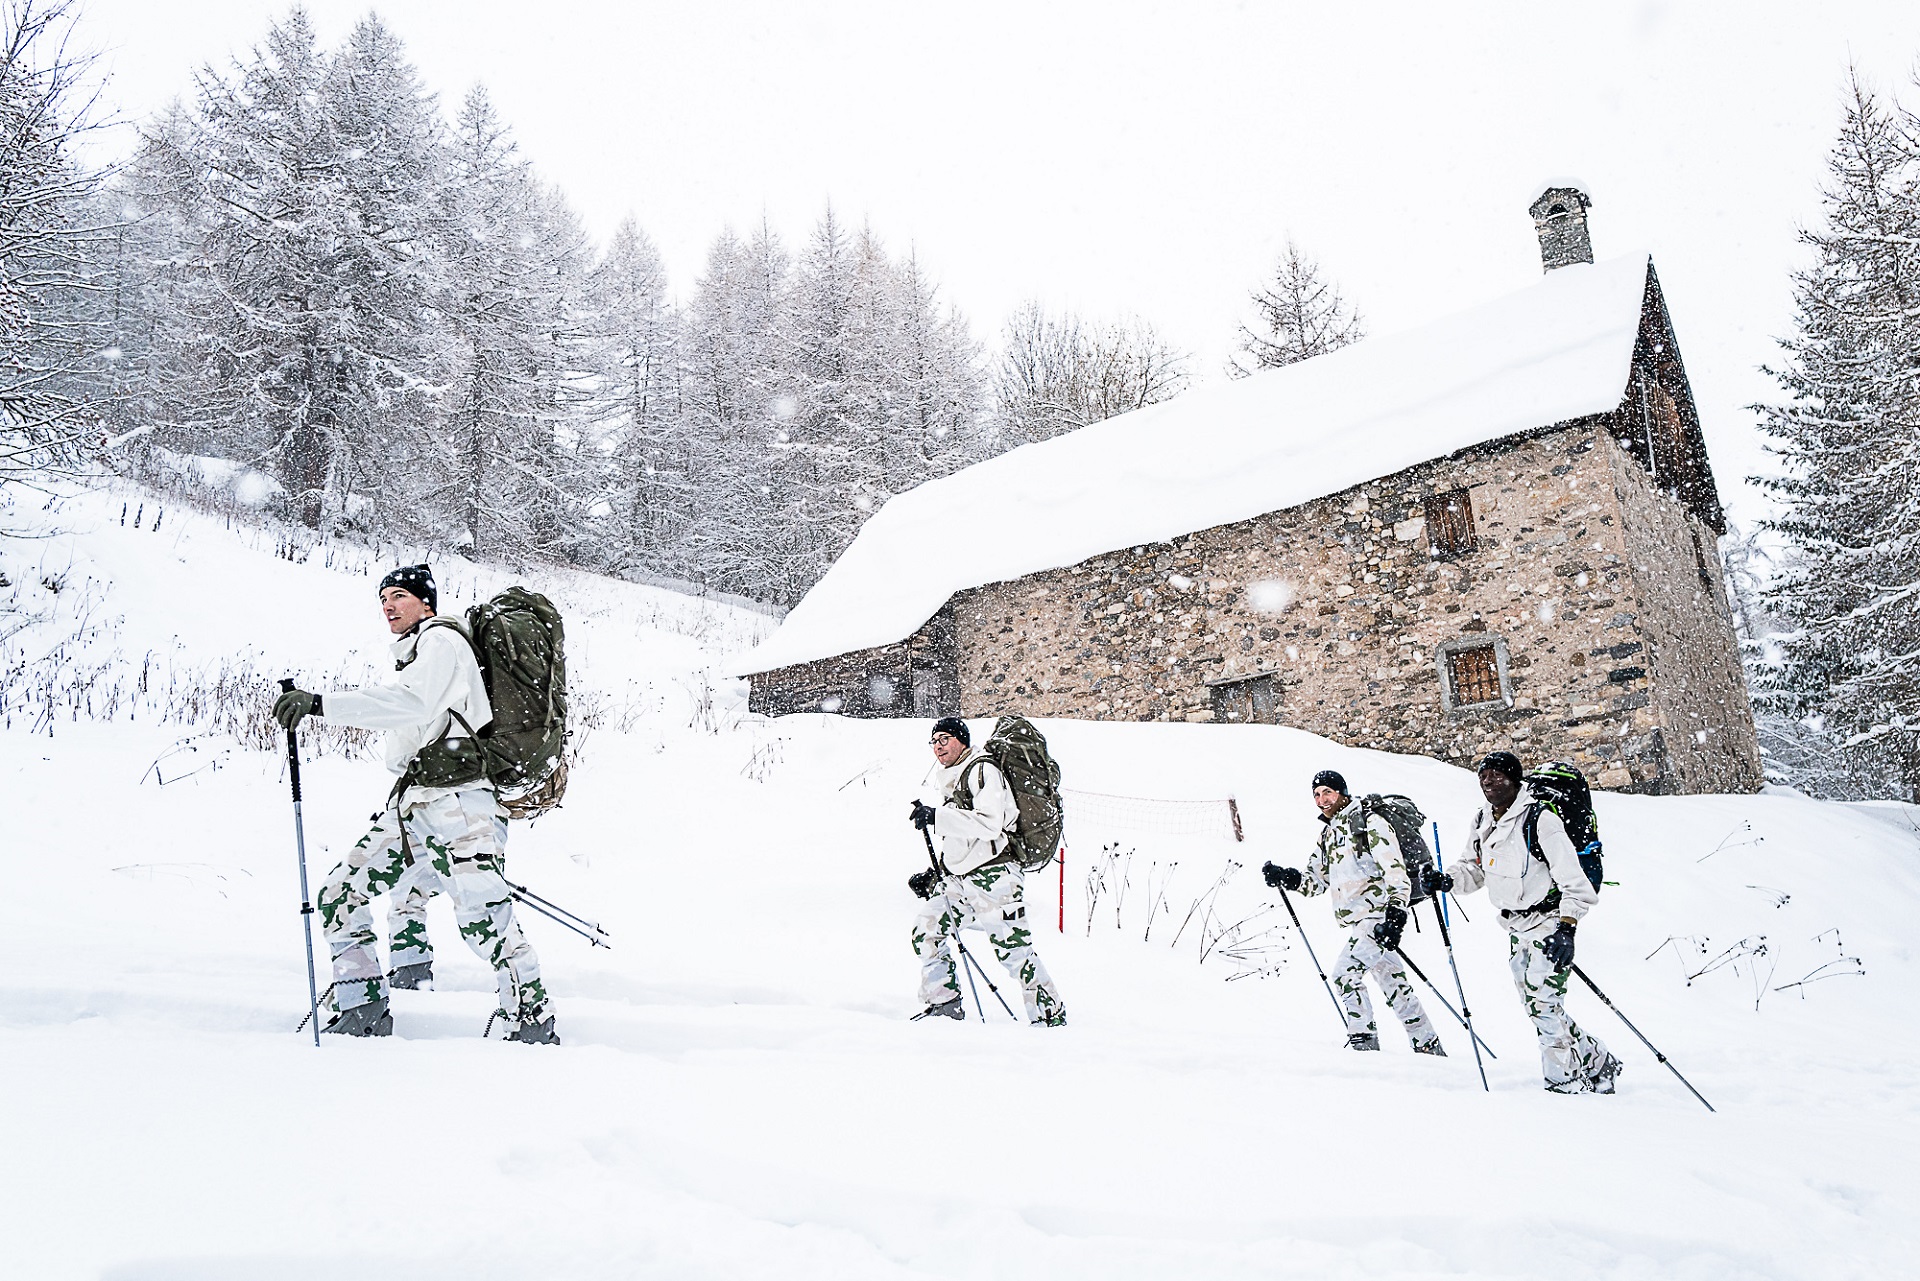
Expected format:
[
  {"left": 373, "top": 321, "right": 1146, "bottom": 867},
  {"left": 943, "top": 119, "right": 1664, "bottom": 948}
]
[
  {"left": 270, "top": 565, "right": 555, "bottom": 1044},
  {"left": 905, "top": 717, "right": 1066, "bottom": 1026},
  {"left": 1425, "top": 751, "right": 1620, "bottom": 1094},
  {"left": 1262, "top": 767, "right": 1443, "bottom": 1055}
]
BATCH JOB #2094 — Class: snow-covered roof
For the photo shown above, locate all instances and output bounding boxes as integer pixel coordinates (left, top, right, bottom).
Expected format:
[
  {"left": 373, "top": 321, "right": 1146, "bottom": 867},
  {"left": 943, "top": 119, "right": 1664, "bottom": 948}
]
[{"left": 735, "top": 254, "right": 1654, "bottom": 676}]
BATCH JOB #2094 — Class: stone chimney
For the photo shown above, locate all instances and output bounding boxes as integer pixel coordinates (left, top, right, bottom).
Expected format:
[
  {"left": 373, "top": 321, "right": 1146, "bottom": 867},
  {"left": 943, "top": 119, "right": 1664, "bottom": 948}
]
[{"left": 1528, "top": 185, "right": 1594, "bottom": 271}]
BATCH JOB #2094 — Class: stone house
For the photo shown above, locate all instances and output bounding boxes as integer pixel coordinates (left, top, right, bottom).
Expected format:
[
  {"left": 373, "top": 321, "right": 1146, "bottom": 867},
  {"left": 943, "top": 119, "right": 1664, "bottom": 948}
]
[{"left": 737, "top": 189, "right": 1762, "bottom": 794}]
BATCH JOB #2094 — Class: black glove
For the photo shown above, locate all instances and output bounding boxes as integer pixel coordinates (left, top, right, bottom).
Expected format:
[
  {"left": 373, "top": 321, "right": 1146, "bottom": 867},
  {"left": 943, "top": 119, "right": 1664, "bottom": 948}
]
[
  {"left": 909, "top": 801, "right": 937, "bottom": 831},
  {"left": 1262, "top": 862, "right": 1302, "bottom": 892},
  {"left": 1422, "top": 867, "right": 1454, "bottom": 897},
  {"left": 273, "top": 689, "right": 321, "bottom": 729},
  {"left": 1373, "top": 905, "right": 1408, "bottom": 951},
  {"left": 1542, "top": 920, "right": 1577, "bottom": 970},
  {"left": 907, "top": 869, "right": 939, "bottom": 899}
]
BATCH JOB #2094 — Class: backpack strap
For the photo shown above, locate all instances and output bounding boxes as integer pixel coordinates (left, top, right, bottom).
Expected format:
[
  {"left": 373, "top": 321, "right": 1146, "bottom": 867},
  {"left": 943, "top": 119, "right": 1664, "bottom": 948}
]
[
  {"left": 395, "top": 616, "right": 470, "bottom": 671},
  {"left": 1512, "top": 800, "right": 1563, "bottom": 918}
]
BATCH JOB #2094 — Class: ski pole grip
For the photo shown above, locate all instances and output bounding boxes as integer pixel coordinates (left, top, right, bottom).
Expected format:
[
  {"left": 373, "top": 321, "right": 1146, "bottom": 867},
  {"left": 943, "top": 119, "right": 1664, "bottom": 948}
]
[{"left": 277, "top": 678, "right": 303, "bottom": 802}]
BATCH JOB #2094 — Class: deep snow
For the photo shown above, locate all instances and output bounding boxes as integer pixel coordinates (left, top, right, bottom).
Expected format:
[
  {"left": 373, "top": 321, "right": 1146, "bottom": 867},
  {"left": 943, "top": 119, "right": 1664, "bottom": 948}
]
[{"left": 3, "top": 482, "right": 1916, "bottom": 1280}]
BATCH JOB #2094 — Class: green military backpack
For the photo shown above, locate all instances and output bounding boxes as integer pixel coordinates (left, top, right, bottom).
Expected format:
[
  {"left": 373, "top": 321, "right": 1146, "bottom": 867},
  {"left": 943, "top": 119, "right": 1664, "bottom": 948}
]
[
  {"left": 1346, "top": 793, "right": 1439, "bottom": 905},
  {"left": 401, "top": 586, "right": 570, "bottom": 818},
  {"left": 950, "top": 715, "right": 1065, "bottom": 873}
]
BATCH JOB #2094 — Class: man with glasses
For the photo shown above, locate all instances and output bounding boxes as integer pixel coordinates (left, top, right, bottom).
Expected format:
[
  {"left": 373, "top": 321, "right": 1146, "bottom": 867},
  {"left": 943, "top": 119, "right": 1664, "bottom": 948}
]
[{"left": 907, "top": 717, "right": 1067, "bottom": 1026}]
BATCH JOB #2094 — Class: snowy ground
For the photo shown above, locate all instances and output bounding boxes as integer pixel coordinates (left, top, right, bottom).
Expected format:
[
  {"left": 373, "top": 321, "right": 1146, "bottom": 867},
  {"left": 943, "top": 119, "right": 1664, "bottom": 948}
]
[{"left": 3, "top": 483, "right": 1917, "bottom": 1280}]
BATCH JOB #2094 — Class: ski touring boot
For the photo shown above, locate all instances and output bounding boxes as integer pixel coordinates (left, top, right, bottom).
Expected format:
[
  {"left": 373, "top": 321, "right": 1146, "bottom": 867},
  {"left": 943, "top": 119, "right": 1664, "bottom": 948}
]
[
  {"left": 1346, "top": 1032, "right": 1381, "bottom": 1052},
  {"left": 1412, "top": 1037, "right": 1447, "bottom": 1057},
  {"left": 1588, "top": 1053, "right": 1625, "bottom": 1095},
  {"left": 912, "top": 997, "right": 966, "bottom": 1022},
  {"left": 323, "top": 1000, "right": 393, "bottom": 1038},
  {"left": 1032, "top": 1008, "right": 1068, "bottom": 1028},
  {"left": 503, "top": 1009, "right": 561, "bottom": 1046},
  {"left": 388, "top": 962, "right": 433, "bottom": 991}
]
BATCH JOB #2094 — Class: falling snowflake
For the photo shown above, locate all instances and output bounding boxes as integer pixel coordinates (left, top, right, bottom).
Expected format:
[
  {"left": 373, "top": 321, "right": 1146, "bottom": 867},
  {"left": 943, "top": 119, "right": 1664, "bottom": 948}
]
[{"left": 1247, "top": 579, "right": 1296, "bottom": 615}]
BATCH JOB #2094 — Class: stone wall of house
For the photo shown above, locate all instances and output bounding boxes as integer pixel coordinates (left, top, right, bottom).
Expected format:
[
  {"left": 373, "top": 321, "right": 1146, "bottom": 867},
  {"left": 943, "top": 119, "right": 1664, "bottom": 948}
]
[
  {"left": 1604, "top": 428, "right": 1764, "bottom": 792},
  {"left": 945, "top": 417, "right": 1757, "bottom": 792},
  {"left": 747, "top": 609, "right": 956, "bottom": 718}
]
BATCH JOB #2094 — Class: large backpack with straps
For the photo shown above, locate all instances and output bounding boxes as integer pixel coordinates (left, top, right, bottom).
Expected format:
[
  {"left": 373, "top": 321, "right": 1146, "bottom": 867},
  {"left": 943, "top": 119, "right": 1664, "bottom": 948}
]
[
  {"left": 1346, "top": 794, "right": 1438, "bottom": 905},
  {"left": 949, "top": 715, "right": 1065, "bottom": 873},
  {"left": 1521, "top": 760, "right": 1603, "bottom": 892},
  {"left": 399, "top": 586, "right": 570, "bottom": 818}
]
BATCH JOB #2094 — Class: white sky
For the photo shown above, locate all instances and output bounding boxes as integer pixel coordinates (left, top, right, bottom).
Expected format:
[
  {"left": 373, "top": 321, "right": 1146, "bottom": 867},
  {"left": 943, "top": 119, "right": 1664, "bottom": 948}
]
[{"left": 67, "top": 0, "right": 1920, "bottom": 526}]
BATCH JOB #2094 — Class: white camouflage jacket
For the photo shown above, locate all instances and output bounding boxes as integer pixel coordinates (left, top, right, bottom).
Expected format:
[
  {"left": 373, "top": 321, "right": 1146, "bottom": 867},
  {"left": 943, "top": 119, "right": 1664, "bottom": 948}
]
[
  {"left": 928, "top": 748, "right": 1019, "bottom": 877},
  {"left": 1300, "top": 800, "right": 1411, "bottom": 929},
  {"left": 324, "top": 621, "right": 493, "bottom": 791},
  {"left": 1448, "top": 783, "right": 1598, "bottom": 924}
]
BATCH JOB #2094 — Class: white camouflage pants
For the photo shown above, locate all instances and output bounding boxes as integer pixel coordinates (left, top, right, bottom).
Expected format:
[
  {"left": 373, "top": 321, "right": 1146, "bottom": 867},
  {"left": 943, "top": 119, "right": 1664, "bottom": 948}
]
[
  {"left": 913, "top": 863, "right": 1065, "bottom": 1023},
  {"left": 1509, "top": 917, "right": 1611, "bottom": 1089},
  {"left": 317, "top": 786, "right": 546, "bottom": 1019},
  {"left": 1335, "top": 928, "right": 1439, "bottom": 1047}
]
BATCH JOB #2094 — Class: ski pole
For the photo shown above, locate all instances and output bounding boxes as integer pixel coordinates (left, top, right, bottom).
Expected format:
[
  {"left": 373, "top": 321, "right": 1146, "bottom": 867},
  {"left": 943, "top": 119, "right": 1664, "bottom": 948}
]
[
  {"left": 1275, "top": 883, "right": 1349, "bottom": 1034},
  {"left": 956, "top": 935, "right": 987, "bottom": 1020},
  {"left": 277, "top": 678, "right": 323, "bottom": 1048},
  {"left": 504, "top": 879, "right": 610, "bottom": 941},
  {"left": 919, "top": 823, "right": 1018, "bottom": 1021},
  {"left": 1570, "top": 964, "right": 1715, "bottom": 1113},
  {"left": 1428, "top": 824, "right": 1489, "bottom": 1091},
  {"left": 510, "top": 891, "right": 612, "bottom": 948},
  {"left": 1392, "top": 944, "right": 1499, "bottom": 1060},
  {"left": 957, "top": 938, "right": 1019, "bottom": 1021}
]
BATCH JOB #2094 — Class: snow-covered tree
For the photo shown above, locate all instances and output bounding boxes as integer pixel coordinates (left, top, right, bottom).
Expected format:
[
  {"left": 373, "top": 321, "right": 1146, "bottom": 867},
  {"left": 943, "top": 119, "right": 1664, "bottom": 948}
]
[
  {"left": 1754, "top": 73, "right": 1920, "bottom": 799},
  {"left": 993, "top": 302, "right": 1188, "bottom": 445},
  {"left": 135, "top": 10, "right": 443, "bottom": 529},
  {"left": 431, "top": 86, "right": 597, "bottom": 559},
  {"left": 1227, "top": 238, "right": 1365, "bottom": 378},
  {"left": 588, "top": 215, "right": 683, "bottom": 573},
  {"left": 0, "top": 0, "right": 111, "bottom": 488}
]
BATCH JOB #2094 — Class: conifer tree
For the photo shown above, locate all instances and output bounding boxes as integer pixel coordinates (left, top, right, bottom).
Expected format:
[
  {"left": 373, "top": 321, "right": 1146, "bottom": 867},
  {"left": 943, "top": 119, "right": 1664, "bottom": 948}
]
[
  {"left": 1227, "top": 239, "right": 1365, "bottom": 377},
  {"left": 1755, "top": 73, "right": 1920, "bottom": 798},
  {"left": 0, "top": 0, "right": 112, "bottom": 488}
]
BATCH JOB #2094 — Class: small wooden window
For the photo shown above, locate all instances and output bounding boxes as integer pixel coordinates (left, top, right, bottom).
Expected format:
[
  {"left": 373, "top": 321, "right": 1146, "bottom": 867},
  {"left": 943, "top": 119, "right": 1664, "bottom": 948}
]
[
  {"left": 1446, "top": 644, "right": 1502, "bottom": 707},
  {"left": 1210, "top": 673, "right": 1277, "bottom": 724},
  {"left": 1425, "top": 488, "right": 1476, "bottom": 556}
]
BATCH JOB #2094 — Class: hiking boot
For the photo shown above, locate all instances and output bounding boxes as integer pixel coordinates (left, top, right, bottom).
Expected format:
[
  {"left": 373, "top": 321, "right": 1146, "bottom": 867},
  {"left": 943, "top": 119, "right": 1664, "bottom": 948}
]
[
  {"left": 1588, "top": 1053, "right": 1624, "bottom": 1094},
  {"left": 323, "top": 1000, "right": 393, "bottom": 1037},
  {"left": 1032, "top": 1008, "right": 1068, "bottom": 1028},
  {"left": 504, "top": 1011, "right": 560, "bottom": 1045},
  {"left": 1346, "top": 1032, "right": 1381, "bottom": 1051},
  {"left": 912, "top": 997, "right": 965, "bottom": 1022},
  {"left": 388, "top": 962, "right": 433, "bottom": 990},
  {"left": 1412, "top": 1037, "right": 1447, "bottom": 1057}
]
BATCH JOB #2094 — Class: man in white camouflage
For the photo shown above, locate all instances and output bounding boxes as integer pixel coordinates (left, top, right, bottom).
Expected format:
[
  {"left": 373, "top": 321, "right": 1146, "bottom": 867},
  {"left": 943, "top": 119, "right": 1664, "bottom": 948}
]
[
  {"left": 273, "top": 564, "right": 554, "bottom": 1044},
  {"left": 1426, "top": 751, "right": 1621, "bottom": 1094},
  {"left": 1263, "top": 769, "right": 1443, "bottom": 1054},
  {"left": 907, "top": 717, "right": 1066, "bottom": 1026}
]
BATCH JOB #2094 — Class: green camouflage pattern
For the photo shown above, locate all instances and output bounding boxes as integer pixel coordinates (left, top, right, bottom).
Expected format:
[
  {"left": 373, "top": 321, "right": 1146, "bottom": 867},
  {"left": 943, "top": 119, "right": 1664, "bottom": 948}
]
[
  {"left": 1508, "top": 917, "right": 1611, "bottom": 1090},
  {"left": 912, "top": 863, "right": 1065, "bottom": 1024},
  {"left": 385, "top": 808, "right": 508, "bottom": 971},
  {"left": 318, "top": 785, "right": 547, "bottom": 1021},
  {"left": 1299, "top": 804, "right": 1412, "bottom": 928},
  {"left": 1333, "top": 931, "right": 1439, "bottom": 1047}
]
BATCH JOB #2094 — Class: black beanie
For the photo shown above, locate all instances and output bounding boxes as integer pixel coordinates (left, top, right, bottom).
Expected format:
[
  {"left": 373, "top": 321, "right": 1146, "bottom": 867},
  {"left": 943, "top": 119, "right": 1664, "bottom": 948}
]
[
  {"left": 1311, "top": 769, "right": 1348, "bottom": 795},
  {"left": 931, "top": 716, "right": 970, "bottom": 747},
  {"left": 378, "top": 563, "right": 437, "bottom": 614},
  {"left": 1477, "top": 751, "right": 1524, "bottom": 783}
]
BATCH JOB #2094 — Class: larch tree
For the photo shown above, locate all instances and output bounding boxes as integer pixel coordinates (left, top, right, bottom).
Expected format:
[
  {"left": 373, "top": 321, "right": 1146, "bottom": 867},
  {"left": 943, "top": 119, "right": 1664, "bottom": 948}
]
[
  {"left": 1755, "top": 72, "right": 1920, "bottom": 799},
  {"left": 1227, "top": 238, "right": 1365, "bottom": 378}
]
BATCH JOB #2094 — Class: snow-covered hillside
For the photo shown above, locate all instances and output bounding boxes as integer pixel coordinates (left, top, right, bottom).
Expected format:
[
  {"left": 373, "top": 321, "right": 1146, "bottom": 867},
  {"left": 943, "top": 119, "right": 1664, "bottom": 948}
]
[{"left": 3, "top": 482, "right": 1916, "bottom": 1280}]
